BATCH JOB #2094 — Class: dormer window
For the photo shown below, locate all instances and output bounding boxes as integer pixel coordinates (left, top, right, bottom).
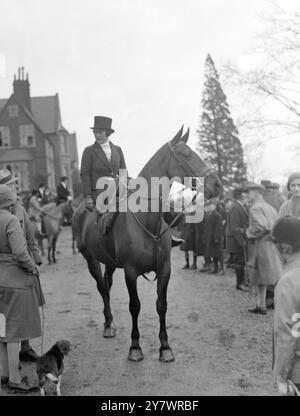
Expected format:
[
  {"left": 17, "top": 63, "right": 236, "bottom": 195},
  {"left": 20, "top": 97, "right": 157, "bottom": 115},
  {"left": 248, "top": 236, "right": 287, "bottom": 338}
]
[
  {"left": 19, "top": 124, "right": 35, "bottom": 147},
  {"left": 8, "top": 104, "right": 18, "bottom": 117}
]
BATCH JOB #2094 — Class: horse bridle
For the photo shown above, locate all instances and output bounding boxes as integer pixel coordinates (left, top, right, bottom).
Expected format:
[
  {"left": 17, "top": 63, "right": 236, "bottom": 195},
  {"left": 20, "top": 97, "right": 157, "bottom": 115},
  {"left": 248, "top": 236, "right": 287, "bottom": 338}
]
[
  {"left": 131, "top": 142, "right": 217, "bottom": 243},
  {"left": 167, "top": 141, "right": 215, "bottom": 186}
]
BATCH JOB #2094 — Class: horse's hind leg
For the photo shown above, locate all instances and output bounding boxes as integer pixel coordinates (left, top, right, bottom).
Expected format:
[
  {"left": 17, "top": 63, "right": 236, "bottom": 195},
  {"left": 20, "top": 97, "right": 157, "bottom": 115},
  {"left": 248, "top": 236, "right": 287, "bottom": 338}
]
[
  {"left": 156, "top": 263, "right": 175, "bottom": 362},
  {"left": 124, "top": 266, "right": 143, "bottom": 362},
  {"left": 83, "top": 251, "right": 115, "bottom": 338}
]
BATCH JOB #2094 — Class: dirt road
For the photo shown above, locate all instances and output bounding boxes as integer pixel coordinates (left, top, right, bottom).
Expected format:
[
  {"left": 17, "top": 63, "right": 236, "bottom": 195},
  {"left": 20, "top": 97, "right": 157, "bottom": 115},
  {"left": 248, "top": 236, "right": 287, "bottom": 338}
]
[{"left": 1, "top": 226, "right": 277, "bottom": 396}]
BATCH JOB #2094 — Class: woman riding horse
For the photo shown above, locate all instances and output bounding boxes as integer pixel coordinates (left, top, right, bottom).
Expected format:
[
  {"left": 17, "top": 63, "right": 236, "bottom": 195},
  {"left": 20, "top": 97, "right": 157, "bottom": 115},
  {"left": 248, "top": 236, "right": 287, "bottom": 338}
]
[{"left": 73, "top": 126, "right": 222, "bottom": 362}]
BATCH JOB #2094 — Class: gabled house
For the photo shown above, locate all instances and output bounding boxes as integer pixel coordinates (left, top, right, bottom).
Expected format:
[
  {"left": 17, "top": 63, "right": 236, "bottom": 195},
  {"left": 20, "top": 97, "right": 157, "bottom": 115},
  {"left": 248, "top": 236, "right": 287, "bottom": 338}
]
[{"left": 0, "top": 67, "right": 80, "bottom": 196}]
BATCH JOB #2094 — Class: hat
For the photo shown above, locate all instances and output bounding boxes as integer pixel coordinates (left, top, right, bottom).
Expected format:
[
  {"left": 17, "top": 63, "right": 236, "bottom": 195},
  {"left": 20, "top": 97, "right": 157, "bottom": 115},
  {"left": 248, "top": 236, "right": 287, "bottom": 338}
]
[
  {"left": 272, "top": 216, "right": 300, "bottom": 251},
  {"left": 287, "top": 172, "right": 300, "bottom": 191},
  {"left": 269, "top": 182, "right": 280, "bottom": 190},
  {"left": 245, "top": 182, "right": 265, "bottom": 193},
  {"left": 260, "top": 180, "right": 272, "bottom": 188},
  {"left": 0, "top": 169, "right": 18, "bottom": 186},
  {"left": 0, "top": 184, "right": 17, "bottom": 209},
  {"left": 90, "top": 116, "right": 115, "bottom": 135},
  {"left": 233, "top": 186, "right": 247, "bottom": 199}
]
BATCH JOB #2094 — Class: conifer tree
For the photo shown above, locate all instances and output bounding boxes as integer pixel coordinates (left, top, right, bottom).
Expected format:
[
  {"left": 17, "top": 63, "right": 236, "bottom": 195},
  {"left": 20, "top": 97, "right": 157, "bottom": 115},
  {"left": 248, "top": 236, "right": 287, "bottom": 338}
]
[{"left": 196, "top": 54, "right": 247, "bottom": 192}]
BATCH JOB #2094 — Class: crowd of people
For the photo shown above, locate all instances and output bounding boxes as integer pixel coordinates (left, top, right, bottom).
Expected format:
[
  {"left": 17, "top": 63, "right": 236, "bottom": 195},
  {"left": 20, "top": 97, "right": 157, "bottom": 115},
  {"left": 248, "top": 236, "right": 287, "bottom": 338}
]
[{"left": 178, "top": 172, "right": 300, "bottom": 394}]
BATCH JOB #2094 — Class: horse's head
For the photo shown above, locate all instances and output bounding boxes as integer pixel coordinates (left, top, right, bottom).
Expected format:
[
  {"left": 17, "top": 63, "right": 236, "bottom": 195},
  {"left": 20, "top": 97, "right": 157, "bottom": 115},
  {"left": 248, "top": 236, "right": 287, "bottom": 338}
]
[{"left": 166, "top": 126, "right": 222, "bottom": 199}]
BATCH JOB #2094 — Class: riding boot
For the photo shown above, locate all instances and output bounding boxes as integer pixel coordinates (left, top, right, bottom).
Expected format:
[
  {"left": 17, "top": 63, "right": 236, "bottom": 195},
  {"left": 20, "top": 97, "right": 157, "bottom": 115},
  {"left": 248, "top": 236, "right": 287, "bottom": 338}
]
[
  {"left": 190, "top": 254, "right": 197, "bottom": 270},
  {"left": 182, "top": 252, "right": 189, "bottom": 269}
]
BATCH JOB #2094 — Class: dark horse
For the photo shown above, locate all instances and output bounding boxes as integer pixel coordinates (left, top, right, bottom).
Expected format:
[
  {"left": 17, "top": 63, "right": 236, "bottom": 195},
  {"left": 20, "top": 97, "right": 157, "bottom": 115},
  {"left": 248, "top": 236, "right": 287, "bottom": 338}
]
[{"left": 72, "top": 127, "right": 222, "bottom": 362}]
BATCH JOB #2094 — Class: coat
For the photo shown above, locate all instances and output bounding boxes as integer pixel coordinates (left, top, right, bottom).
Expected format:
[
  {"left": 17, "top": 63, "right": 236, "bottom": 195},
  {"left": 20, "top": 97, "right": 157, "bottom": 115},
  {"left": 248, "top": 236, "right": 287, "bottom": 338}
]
[
  {"left": 226, "top": 201, "right": 249, "bottom": 254},
  {"left": 179, "top": 218, "right": 205, "bottom": 256},
  {"left": 180, "top": 223, "right": 197, "bottom": 252},
  {"left": 80, "top": 141, "right": 127, "bottom": 198},
  {"left": 12, "top": 202, "right": 45, "bottom": 306},
  {"left": 246, "top": 200, "right": 282, "bottom": 286},
  {"left": 0, "top": 209, "right": 42, "bottom": 342},
  {"left": 56, "top": 183, "right": 70, "bottom": 205},
  {"left": 273, "top": 254, "right": 300, "bottom": 384},
  {"left": 203, "top": 210, "right": 223, "bottom": 258}
]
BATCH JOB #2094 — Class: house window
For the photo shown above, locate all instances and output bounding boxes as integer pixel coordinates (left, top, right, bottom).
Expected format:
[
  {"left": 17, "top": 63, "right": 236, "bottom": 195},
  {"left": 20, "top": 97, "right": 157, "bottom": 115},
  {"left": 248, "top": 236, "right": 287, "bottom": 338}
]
[
  {"left": 0, "top": 126, "right": 11, "bottom": 147},
  {"left": 8, "top": 104, "right": 18, "bottom": 117},
  {"left": 19, "top": 124, "right": 35, "bottom": 147}
]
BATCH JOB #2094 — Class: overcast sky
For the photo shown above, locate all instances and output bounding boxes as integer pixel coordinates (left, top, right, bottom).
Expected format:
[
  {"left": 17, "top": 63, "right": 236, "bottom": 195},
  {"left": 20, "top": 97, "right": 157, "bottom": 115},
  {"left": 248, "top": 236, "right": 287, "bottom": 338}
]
[{"left": 0, "top": 0, "right": 294, "bottom": 180}]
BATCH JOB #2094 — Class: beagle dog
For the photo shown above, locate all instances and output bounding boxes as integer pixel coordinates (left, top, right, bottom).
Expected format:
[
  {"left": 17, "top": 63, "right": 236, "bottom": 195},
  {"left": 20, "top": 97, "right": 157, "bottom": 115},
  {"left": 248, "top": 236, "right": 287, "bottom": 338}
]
[{"left": 36, "top": 340, "right": 74, "bottom": 396}]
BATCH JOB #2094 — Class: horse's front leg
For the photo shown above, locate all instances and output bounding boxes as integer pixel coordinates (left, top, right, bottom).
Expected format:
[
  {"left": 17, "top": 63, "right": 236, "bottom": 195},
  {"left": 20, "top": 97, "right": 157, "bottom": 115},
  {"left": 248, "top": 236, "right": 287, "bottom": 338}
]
[
  {"left": 39, "top": 235, "right": 45, "bottom": 256},
  {"left": 156, "top": 262, "right": 174, "bottom": 362},
  {"left": 125, "top": 266, "right": 143, "bottom": 362},
  {"left": 83, "top": 251, "right": 116, "bottom": 338},
  {"left": 52, "top": 235, "right": 58, "bottom": 263},
  {"left": 47, "top": 236, "right": 53, "bottom": 264}
]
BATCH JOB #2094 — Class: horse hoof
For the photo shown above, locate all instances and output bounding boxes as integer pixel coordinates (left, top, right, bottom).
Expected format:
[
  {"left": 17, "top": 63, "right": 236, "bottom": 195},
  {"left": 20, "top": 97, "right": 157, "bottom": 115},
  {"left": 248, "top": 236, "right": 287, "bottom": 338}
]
[
  {"left": 159, "top": 348, "right": 175, "bottom": 362},
  {"left": 128, "top": 348, "right": 144, "bottom": 362},
  {"left": 103, "top": 325, "right": 116, "bottom": 338}
]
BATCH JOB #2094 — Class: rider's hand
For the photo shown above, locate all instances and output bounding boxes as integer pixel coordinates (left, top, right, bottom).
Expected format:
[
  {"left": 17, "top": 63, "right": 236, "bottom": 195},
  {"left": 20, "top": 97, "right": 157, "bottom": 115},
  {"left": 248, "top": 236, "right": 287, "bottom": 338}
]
[{"left": 85, "top": 196, "right": 94, "bottom": 212}]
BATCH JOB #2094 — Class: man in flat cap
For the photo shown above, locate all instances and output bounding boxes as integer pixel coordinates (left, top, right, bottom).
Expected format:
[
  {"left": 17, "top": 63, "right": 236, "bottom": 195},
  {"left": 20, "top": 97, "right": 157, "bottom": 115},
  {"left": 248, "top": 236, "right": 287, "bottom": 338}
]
[
  {"left": 245, "top": 182, "right": 282, "bottom": 314},
  {"left": 226, "top": 186, "right": 249, "bottom": 290},
  {"left": 261, "top": 180, "right": 285, "bottom": 212}
]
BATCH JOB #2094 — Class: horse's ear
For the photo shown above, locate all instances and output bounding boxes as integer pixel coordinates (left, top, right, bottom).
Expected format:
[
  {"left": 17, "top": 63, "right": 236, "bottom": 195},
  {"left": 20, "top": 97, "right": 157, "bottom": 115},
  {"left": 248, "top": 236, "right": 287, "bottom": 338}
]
[
  {"left": 171, "top": 125, "right": 184, "bottom": 145},
  {"left": 181, "top": 128, "right": 190, "bottom": 144}
]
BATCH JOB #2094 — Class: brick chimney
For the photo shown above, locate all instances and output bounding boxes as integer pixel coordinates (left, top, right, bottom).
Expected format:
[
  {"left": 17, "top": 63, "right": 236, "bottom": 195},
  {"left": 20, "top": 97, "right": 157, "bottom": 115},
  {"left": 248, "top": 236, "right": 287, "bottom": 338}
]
[{"left": 13, "top": 66, "right": 31, "bottom": 111}]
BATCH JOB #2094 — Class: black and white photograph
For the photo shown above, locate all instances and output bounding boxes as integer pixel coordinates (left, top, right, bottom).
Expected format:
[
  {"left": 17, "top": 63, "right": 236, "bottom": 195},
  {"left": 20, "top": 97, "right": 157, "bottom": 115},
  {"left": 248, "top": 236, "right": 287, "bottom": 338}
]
[{"left": 0, "top": 0, "right": 300, "bottom": 400}]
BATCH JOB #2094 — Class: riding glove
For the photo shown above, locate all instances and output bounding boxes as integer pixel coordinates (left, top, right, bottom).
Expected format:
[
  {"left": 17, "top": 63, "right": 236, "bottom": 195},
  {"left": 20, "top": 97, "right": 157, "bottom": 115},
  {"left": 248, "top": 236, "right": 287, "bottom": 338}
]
[{"left": 85, "top": 195, "right": 95, "bottom": 212}]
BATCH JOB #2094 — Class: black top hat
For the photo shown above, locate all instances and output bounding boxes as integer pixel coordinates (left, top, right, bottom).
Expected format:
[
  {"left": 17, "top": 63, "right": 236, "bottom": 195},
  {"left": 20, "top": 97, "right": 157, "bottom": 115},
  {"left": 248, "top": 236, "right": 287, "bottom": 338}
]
[{"left": 90, "top": 116, "right": 115, "bottom": 135}]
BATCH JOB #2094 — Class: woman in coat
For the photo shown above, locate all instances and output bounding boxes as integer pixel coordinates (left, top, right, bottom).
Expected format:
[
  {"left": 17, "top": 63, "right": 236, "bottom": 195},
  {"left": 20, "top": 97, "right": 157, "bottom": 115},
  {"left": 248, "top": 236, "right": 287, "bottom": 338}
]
[
  {"left": 80, "top": 116, "right": 126, "bottom": 212},
  {"left": 245, "top": 182, "right": 282, "bottom": 315},
  {"left": 0, "top": 185, "right": 41, "bottom": 393}
]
